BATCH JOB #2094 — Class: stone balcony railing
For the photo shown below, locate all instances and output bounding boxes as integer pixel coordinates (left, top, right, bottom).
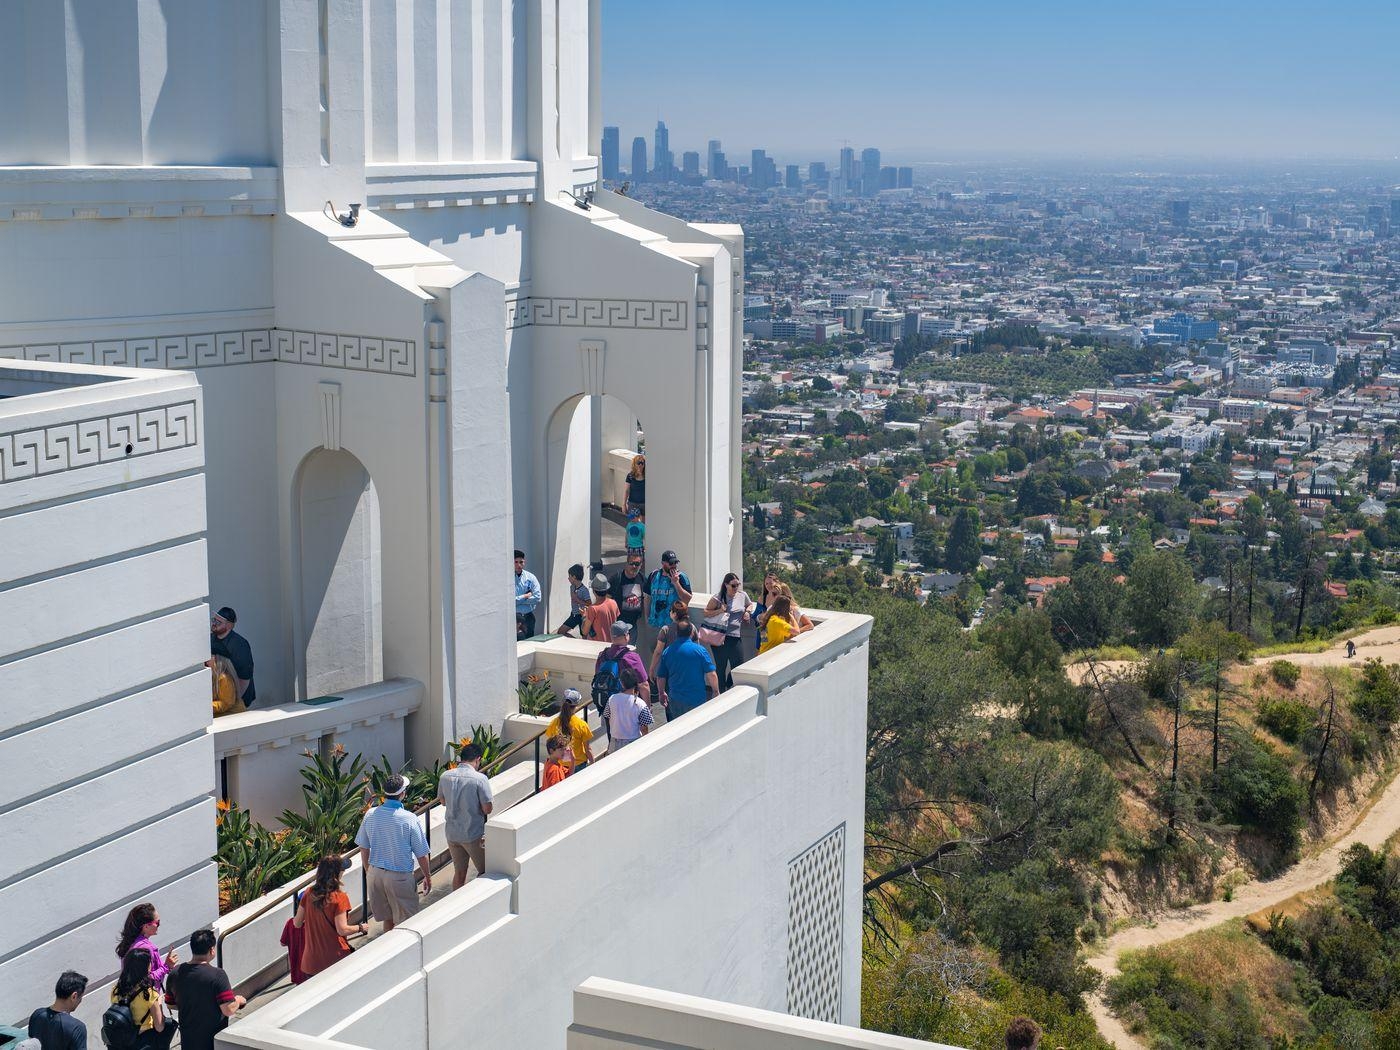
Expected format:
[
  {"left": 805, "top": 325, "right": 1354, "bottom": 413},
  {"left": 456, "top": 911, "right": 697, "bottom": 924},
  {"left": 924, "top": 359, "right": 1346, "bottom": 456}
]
[
  {"left": 216, "top": 605, "right": 874, "bottom": 1050},
  {"left": 211, "top": 679, "right": 423, "bottom": 828}
]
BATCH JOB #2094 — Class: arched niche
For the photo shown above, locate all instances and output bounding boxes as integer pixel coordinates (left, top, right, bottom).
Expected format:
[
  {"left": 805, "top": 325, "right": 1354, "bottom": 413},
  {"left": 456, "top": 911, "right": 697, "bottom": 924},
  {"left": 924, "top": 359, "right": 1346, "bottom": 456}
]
[{"left": 294, "top": 448, "right": 384, "bottom": 698}]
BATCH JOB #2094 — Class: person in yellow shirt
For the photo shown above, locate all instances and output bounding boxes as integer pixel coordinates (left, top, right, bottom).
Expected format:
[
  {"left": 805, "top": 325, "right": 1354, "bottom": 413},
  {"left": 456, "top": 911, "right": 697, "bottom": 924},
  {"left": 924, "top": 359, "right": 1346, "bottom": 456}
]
[
  {"left": 208, "top": 656, "right": 246, "bottom": 717},
  {"left": 110, "top": 948, "right": 176, "bottom": 1048},
  {"left": 544, "top": 691, "right": 595, "bottom": 772},
  {"left": 758, "top": 595, "right": 800, "bottom": 655}
]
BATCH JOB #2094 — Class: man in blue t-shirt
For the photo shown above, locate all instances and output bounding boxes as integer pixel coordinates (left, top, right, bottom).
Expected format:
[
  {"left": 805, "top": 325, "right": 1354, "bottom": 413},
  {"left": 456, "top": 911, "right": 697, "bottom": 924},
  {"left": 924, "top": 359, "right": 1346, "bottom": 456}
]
[
  {"left": 28, "top": 970, "right": 87, "bottom": 1050},
  {"left": 643, "top": 549, "right": 692, "bottom": 630},
  {"left": 656, "top": 622, "right": 719, "bottom": 719}
]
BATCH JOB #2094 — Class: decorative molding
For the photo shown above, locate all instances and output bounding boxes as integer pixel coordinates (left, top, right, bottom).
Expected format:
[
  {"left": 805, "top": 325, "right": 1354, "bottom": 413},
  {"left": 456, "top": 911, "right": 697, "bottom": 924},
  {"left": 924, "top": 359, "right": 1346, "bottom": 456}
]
[
  {"left": 318, "top": 381, "right": 342, "bottom": 451},
  {"left": 0, "top": 329, "right": 417, "bottom": 377},
  {"left": 506, "top": 298, "right": 688, "bottom": 331},
  {"left": 0, "top": 400, "right": 199, "bottom": 484},
  {"left": 579, "top": 340, "right": 606, "bottom": 397},
  {"left": 786, "top": 823, "right": 845, "bottom": 1024}
]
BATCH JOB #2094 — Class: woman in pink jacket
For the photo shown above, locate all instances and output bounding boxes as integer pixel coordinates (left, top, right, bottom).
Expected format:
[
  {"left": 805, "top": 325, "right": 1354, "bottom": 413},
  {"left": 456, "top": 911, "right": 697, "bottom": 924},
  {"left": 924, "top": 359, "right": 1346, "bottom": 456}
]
[{"left": 116, "top": 903, "right": 179, "bottom": 989}]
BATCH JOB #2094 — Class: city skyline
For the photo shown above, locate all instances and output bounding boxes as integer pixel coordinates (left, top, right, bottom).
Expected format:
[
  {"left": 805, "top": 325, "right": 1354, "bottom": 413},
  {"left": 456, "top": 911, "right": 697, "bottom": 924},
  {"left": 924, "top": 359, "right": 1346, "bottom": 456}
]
[{"left": 602, "top": 0, "right": 1400, "bottom": 162}]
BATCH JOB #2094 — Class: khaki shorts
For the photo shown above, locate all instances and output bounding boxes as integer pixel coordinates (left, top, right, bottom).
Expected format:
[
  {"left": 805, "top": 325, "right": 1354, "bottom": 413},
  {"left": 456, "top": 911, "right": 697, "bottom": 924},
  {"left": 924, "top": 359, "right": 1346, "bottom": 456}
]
[
  {"left": 367, "top": 866, "right": 419, "bottom": 923},
  {"left": 448, "top": 838, "right": 486, "bottom": 878}
]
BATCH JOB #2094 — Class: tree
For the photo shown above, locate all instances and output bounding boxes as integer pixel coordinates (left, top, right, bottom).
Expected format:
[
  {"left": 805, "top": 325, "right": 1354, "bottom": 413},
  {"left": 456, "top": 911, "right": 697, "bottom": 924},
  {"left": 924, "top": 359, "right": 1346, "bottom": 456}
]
[
  {"left": 1046, "top": 565, "right": 1123, "bottom": 649},
  {"left": 1123, "top": 550, "right": 1199, "bottom": 646},
  {"left": 983, "top": 607, "right": 1084, "bottom": 736},
  {"left": 1016, "top": 472, "right": 1063, "bottom": 517},
  {"left": 945, "top": 507, "right": 982, "bottom": 573},
  {"left": 1072, "top": 530, "right": 1103, "bottom": 569},
  {"left": 875, "top": 530, "right": 896, "bottom": 575},
  {"left": 1178, "top": 623, "right": 1250, "bottom": 772}
]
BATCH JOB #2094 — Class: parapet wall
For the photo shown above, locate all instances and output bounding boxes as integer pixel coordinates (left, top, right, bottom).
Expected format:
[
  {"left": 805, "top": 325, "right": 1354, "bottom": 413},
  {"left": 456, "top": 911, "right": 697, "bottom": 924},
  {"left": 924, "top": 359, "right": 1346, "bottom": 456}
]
[
  {"left": 0, "top": 360, "right": 215, "bottom": 1025},
  {"left": 220, "top": 608, "right": 872, "bottom": 1050}
]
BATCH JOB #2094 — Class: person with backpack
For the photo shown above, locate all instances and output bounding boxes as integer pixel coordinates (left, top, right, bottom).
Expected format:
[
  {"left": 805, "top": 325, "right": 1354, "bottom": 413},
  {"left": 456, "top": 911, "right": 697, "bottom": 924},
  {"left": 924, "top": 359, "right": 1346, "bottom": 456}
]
[
  {"left": 28, "top": 970, "right": 87, "bottom": 1050},
  {"left": 592, "top": 621, "right": 650, "bottom": 737},
  {"left": 642, "top": 550, "right": 692, "bottom": 655},
  {"left": 105, "top": 949, "right": 174, "bottom": 1050},
  {"left": 606, "top": 667, "right": 654, "bottom": 752},
  {"left": 166, "top": 929, "right": 244, "bottom": 1050}
]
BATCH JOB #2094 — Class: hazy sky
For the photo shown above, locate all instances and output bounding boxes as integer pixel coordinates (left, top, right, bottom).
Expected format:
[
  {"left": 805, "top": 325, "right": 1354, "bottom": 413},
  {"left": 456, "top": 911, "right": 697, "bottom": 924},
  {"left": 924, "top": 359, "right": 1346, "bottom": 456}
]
[{"left": 602, "top": 0, "right": 1400, "bottom": 164}]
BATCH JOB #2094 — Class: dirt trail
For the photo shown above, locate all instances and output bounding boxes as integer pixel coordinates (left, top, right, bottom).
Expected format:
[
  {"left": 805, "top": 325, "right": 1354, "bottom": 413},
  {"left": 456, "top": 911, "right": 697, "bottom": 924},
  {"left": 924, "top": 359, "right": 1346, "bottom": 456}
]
[
  {"left": 1068, "top": 623, "right": 1400, "bottom": 686},
  {"left": 1075, "top": 624, "right": 1400, "bottom": 1046}
]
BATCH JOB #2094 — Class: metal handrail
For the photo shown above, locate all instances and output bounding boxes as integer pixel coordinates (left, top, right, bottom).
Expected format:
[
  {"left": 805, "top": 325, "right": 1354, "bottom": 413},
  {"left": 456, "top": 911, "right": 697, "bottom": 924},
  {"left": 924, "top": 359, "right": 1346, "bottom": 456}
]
[
  {"left": 215, "top": 796, "right": 436, "bottom": 969},
  {"left": 213, "top": 711, "right": 592, "bottom": 970}
]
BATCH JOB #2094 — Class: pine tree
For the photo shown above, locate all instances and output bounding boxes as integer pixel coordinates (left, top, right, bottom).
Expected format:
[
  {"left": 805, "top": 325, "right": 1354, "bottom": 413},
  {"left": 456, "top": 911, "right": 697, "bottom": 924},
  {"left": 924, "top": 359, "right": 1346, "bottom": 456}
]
[{"left": 945, "top": 507, "right": 982, "bottom": 573}]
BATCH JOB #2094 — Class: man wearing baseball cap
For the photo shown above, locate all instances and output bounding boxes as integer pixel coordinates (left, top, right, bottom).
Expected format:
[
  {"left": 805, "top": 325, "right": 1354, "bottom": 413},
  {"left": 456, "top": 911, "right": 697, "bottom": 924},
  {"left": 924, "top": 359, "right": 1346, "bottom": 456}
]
[
  {"left": 210, "top": 606, "right": 255, "bottom": 707},
  {"left": 354, "top": 774, "right": 431, "bottom": 932},
  {"left": 642, "top": 550, "right": 691, "bottom": 645}
]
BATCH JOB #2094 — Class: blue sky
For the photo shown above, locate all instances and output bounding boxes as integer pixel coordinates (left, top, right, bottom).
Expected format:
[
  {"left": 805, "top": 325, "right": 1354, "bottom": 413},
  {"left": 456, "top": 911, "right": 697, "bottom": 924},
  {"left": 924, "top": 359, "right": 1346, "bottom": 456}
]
[{"left": 602, "top": 0, "right": 1400, "bottom": 163}]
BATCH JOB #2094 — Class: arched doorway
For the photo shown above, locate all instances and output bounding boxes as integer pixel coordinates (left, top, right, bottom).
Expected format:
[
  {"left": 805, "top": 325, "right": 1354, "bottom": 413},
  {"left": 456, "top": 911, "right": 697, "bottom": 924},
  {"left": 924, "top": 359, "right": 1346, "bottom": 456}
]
[
  {"left": 541, "top": 394, "right": 645, "bottom": 630},
  {"left": 295, "top": 449, "right": 384, "bottom": 697}
]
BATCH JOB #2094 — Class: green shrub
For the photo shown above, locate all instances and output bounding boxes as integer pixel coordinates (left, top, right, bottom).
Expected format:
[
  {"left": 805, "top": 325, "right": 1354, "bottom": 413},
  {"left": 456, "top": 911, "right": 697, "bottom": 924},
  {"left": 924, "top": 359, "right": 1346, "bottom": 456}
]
[
  {"left": 517, "top": 673, "right": 558, "bottom": 716},
  {"left": 216, "top": 800, "right": 308, "bottom": 909},
  {"left": 1353, "top": 658, "right": 1400, "bottom": 726},
  {"left": 279, "top": 748, "right": 369, "bottom": 860},
  {"left": 1270, "top": 660, "right": 1301, "bottom": 688},
  {"left": 1106, "top": 950, "right": 1268, "bottom": 1049},
  {"left": 1257, "top": 697, "right": 1312, "bottom": 743},
  {"left": 1209, "top": 735, "right": 1305, "bottom": 857}
]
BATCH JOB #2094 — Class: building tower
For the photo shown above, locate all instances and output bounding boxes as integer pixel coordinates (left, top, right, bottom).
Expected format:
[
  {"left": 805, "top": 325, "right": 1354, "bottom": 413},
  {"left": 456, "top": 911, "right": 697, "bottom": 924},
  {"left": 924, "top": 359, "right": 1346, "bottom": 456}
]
[
  {"left": 861, "top": 147, "right": 881, "bottom": 196},
  {"left": 653, "top": 120, "right": 672, "bottom": 179},
  {"left": 707, "top": 138, "right": 723, "bottom": 178},
  {"left": 601, "top": 126, "right": 620, "bottom": 181},
  {"left": 631, "top": 136, "right": 648, "bottom": 180},
  {"left": 838, "top": 146, "right": 856, "bottom": 190}
]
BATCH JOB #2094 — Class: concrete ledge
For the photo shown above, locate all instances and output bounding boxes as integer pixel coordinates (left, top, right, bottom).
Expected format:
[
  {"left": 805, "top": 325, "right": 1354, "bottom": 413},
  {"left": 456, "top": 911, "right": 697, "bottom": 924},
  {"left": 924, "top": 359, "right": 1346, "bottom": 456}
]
[
  {"left": 568, "top": 977, "right": 959, "bottom": 1049},
  {"left": 731, "top": 607, "right": 873, "bottom": 703},
  {"left": 0, "top": 165, "right": 279, "bottom": 220},
  {"left": 211, "top": 678, "right": 425, "bottom": 756}
]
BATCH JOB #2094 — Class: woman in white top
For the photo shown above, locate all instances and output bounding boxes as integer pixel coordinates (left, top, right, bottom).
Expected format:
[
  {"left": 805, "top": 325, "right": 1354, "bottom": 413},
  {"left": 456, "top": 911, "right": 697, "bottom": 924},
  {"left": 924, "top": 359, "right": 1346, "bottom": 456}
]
[
  {"left": 605, "top": 668, "right": 654, "bottom": 751},
  {"left": 702, "top": 572, "right": 752, "bottom": 690}
]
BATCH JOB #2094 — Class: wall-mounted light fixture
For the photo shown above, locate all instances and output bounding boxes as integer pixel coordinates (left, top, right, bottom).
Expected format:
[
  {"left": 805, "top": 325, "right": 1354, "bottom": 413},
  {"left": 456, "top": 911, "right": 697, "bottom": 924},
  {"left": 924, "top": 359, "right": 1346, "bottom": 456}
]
[{"left": 323, "top": 201, "right": 362, "bottom": 227}]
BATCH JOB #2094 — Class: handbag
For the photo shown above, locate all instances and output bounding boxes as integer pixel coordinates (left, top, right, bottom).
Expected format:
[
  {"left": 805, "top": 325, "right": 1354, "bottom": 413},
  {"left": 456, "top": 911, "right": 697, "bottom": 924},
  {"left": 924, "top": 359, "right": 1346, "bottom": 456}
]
[{"left": 696, "top": 594, "right": 729, "bottom": 647}]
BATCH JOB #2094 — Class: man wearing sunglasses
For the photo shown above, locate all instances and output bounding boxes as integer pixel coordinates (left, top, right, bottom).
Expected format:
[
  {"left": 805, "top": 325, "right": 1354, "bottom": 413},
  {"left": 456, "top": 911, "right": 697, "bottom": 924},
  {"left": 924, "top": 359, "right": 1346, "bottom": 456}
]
[
  {"left": 611, "top": 553, "right": 648, "bottom": 649},
  {"left": 210, "top": 606, "right": 255, "bottom": 708}
]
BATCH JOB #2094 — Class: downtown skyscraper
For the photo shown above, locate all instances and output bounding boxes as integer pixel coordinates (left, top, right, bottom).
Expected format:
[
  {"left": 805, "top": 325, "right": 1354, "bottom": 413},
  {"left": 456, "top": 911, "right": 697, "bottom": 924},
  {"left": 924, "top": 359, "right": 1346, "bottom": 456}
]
[{"left": 601, "top": 126, "right": 620, "bottom": 181}]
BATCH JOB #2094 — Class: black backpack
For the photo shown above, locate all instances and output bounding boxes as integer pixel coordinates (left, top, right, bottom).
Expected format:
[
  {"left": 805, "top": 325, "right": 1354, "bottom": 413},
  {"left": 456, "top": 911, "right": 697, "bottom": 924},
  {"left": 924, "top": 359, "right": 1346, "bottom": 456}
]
[
  {"left": 591, "top": 651, "right": 625, "bottom": 713},
  {"left": 101, "top": 995, "right": 140, "bottom": 1050}
]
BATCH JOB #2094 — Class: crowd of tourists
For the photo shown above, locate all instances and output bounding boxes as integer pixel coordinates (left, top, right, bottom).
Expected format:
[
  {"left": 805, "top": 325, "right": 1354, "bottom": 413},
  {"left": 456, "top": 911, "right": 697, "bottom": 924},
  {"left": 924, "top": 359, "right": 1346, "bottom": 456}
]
[
  {"left": 25, "top": 906, "right": 246, "bottom": 1050},
  {"left": 25, "top": 525, "right": 817, "bottom": 1050}
]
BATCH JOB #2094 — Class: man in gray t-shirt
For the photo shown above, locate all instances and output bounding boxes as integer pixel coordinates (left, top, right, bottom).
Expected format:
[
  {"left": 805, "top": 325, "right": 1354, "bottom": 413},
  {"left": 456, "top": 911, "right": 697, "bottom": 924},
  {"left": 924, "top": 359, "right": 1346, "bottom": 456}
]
[{"left": 437, "top": 742, "right": 494, "bottom": 890}]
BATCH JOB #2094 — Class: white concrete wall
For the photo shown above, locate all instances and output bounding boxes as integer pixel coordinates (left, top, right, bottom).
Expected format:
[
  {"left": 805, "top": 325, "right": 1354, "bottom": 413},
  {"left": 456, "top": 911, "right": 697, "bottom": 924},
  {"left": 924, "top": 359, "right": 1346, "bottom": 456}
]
[
  {"left": 0, "top": 0, "right": 271, "bottom": 166},
  {"left": 363, "top": 0, "right": 527, "bottom": 165},
  {"left": 211, "top": 679, "right": 424, "bottom": 828},
  {"left": 566, "top": 978, "right": 961, "bottom": 1050},
  {"left": 0, "top": 362, "right": 215, "bottom": 1025},
  {"left": 217, "top": 609, "right": 871, "bottom": 1050}
]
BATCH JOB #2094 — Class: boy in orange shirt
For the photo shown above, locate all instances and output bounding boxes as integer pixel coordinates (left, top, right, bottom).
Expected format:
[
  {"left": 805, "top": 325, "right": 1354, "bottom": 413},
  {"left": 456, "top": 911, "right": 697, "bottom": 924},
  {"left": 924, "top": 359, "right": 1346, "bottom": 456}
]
[{"left": 541, "top": 734, "right": 570, "bottom": 789}]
